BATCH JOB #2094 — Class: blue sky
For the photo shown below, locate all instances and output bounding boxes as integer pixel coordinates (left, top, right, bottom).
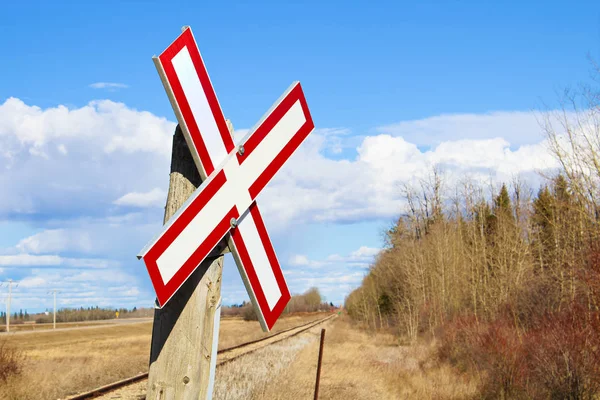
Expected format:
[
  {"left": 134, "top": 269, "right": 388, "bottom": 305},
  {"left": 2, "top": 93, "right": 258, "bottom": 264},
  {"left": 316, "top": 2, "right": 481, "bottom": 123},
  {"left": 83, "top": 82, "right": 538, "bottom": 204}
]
[{"left": 0, "top": 1, "right": 599, "bottom": 312}]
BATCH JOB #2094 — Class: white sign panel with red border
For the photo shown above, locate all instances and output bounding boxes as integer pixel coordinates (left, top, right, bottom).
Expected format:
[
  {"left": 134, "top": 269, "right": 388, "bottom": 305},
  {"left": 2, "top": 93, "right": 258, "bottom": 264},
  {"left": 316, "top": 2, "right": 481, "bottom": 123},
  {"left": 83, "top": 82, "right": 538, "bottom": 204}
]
[{"left": 138, "top": 27, "right": 314, "bottom": 331}]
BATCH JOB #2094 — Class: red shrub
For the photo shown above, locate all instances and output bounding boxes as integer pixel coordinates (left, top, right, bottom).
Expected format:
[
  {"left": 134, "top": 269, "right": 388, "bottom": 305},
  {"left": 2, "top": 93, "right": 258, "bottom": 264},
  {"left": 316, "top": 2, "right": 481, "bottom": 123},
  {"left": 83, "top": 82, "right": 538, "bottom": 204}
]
[
  {"left": 524, "top": 306, "right": 600, "bottom": 399},
  {"left": 440, "top": 315, "right": 529, "bottom": 398},
  {"left": 579, "top": 242, "right": 600, "bottom": 309},
  {"left": 440, "top": 306, "right": 600, "bottom": 399}
]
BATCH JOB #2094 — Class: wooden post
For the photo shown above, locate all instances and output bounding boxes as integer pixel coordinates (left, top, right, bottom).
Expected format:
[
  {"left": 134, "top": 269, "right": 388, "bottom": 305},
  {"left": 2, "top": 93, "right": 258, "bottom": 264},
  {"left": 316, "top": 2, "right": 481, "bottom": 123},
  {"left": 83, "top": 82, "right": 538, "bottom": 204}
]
[
  {"left": 313, "top": 328, "right": 326, "bottom": 400},
  {"left": 146, "top": 124, "right": 224, "bottom": 400}
]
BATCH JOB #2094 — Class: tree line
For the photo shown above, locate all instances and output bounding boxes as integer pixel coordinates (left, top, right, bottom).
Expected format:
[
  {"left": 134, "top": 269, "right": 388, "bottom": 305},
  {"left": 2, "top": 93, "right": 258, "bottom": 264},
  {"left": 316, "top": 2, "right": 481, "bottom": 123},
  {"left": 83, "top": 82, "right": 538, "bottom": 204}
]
[
  {"left": 0, "top": 310, "right": 31, "bottom": 323},
  {"left": 0, "top": 306, "right": 154, "bottom": 325},
  {"left": 222, "top": 287, "right": 335, "bottom": 320},
  {"left": 346, "top": 172, "right": 597, "bottom": 336},
  {"left": 345, "top": 78, "right": 600, "bottom": 397}
]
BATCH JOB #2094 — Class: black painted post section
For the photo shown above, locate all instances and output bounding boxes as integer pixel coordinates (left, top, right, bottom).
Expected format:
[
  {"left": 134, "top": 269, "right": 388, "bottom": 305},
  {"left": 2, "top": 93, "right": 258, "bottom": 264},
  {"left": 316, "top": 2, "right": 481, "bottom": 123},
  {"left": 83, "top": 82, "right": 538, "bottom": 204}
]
[{"left": 314, "top": 328, "right": 326, "bottom": 400}]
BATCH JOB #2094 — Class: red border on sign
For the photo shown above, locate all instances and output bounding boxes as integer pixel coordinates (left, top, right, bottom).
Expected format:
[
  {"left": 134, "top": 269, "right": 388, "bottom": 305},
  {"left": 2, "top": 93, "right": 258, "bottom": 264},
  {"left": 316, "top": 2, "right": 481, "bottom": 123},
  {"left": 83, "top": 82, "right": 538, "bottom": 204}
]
[
  {"left": 250, "top": 204, "right": 291, "bottom": 329},
  {"left": 230, "top": 203, "right": 291, "bottom": 330},
  {"left": 143, "top": 171, "right": 238, "bottom": 307},
  {"left": 237, "top": 83, "right": 314, "bottom": 199},
  {"left": 159, "top": 28, "right": 235, "bottom": 177},
  {"left": 145, "top": 28, "right": 314, "bottom": 316}
]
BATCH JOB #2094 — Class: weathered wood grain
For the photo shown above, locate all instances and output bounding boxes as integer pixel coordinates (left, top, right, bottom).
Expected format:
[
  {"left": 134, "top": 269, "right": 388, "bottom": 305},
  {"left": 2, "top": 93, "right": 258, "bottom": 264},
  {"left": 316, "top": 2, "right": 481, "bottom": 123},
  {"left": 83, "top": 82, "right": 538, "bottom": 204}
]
[{"left": 146, "top": 124, "right": 224, "bottom": 400}]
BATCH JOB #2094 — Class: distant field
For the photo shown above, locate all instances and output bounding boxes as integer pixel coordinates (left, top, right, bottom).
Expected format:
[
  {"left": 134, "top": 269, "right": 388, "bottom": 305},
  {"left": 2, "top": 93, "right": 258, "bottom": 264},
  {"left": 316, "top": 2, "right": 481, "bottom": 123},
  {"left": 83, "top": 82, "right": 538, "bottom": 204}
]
[
  {"left": 0, "top": 312, "right": 329, "bottom": 400},
  {"left": 0, "top": 318, "right": 151, "bottom": 333}
]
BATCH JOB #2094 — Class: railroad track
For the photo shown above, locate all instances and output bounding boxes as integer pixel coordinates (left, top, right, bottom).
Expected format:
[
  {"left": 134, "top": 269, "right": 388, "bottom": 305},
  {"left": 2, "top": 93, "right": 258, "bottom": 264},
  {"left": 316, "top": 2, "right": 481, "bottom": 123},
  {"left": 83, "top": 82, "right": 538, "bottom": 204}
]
[{"left": 66, "top": 313, "right": 336, "bottom": 400}]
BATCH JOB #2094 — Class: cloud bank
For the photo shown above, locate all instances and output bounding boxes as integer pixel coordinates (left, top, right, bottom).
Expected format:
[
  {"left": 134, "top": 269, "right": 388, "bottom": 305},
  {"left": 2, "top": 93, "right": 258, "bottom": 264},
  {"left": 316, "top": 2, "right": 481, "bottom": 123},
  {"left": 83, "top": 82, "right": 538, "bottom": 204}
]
[
  {"left": 89, "top": 82, "right": 129, "bottom": 90},
  {"left": 0, "top": 97, "right": 564, "bottom": 309}
]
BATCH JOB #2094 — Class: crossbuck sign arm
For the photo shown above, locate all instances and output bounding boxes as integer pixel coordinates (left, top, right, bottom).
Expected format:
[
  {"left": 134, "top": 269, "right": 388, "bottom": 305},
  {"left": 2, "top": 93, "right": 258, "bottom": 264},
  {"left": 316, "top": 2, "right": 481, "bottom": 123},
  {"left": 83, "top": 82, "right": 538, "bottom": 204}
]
[{"left": 138, "top": 27, "right": 314, "bottom": 332}]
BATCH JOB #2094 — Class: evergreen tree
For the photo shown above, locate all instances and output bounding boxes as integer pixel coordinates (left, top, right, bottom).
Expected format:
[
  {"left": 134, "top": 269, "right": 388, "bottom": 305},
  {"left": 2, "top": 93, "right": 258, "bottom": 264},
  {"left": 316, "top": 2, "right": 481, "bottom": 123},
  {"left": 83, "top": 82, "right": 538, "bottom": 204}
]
[
  {"left": 533, "top": 186, "right": 554, "bottom": 229},
  {"left": 494, "top": 183, "right": 512, "bottom": 217},
  {"left": 474, "top": 200, "right": 495, "bottom": 238},
  {"left": 553, "top": 174, "right": 570, "bottom": 203},
  {"left": 532, "top": 185, "right": 556, "bottom": 273}
]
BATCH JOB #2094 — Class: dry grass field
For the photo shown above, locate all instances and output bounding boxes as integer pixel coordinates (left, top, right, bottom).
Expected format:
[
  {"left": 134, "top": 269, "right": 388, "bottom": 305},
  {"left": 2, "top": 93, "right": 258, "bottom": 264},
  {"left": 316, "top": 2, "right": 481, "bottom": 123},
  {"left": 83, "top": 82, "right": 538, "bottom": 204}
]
[
  {"left": 0, "top": 318, "right": 153, "bottom": 333},
  {"left": 213, "top": 318, "right": 334, "bottom": 400},
  {"left": 0, "top": 321, "right": 112, "bottom": 333},
  {"left": 224, "top": 316, "right": 478, "bottom": 400},
  {"left": 0, "top": 312, "right": 328, "bottom": 400}
]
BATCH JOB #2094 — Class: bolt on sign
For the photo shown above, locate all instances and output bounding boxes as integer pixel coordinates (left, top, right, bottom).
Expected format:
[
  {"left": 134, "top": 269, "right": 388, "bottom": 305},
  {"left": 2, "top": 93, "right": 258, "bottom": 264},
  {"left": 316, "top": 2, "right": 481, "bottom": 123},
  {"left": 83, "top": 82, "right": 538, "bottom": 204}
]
[{"left": 138, "top": 26, "right": 314, "bottom": 331}]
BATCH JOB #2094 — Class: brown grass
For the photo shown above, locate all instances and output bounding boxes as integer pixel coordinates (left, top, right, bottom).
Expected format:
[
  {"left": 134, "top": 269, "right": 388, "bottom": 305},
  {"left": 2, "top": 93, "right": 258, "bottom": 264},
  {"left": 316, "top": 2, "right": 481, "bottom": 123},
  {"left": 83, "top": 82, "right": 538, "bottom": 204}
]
[
  {"left": 0, "top": 340, "right": 24, "bottom": 383},
  {"left": 251, "top": 316, "right": 478, "bottom": 400},
  {"left": 0, "top": 320, "right": 120, "bottom": 333},
  {"left": 0, "top": 312, "right": 326, "bottom": 400},
  {"left": 9, "top": 313, "right": 477, "bottom": 400},
  {"left": 214, "top": 329, "right": 323, "bottom": 400}
]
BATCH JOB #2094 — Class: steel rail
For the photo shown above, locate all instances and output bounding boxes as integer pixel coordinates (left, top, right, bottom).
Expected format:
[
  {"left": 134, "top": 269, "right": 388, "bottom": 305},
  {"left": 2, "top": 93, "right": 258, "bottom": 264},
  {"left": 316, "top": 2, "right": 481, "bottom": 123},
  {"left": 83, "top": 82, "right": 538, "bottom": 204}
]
[{"left": 66, "top": 313, "right": 336, "bottom": 400}]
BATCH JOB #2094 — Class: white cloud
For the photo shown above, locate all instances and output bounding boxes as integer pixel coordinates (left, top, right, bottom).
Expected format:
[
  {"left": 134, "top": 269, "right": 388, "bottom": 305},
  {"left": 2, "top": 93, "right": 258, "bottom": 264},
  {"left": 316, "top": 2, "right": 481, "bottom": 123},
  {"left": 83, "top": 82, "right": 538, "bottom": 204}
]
[
  {"left": 0, "top": 254, "right": 61, "bottom": 266},
  {"left": 233, "top": 128, "right": 250, "bottom": 144},
  {"left": 288, "top": 254, "right": 309, "bottom": 266},
  {"left": 113, "top": 188, "right": 166, "bottom": 208},
  {"left": 16, "top": 229, "right": 92, "bottom": 254},
  {"left": 376, "top": 110, "right": 573, "bottom": 147},
  {"left": 0, "top": 98, "right": 175, "bottom": 220},
  {"left": 288, "top": 254, "right": 325, "bottom": 268},
  {"left": 316, "top": 128, "right": 352, "bottom": 137},
  {"left": 0, "top": 97, "right": 174, "bottom": 156},
  {"left": 6, "top": 268, "right": 151, "bottom": 310},
  {"left": 89, "top": 82, "right": 129, "bottom": 90},
  {"left": 0, "top": 254, "right": 118, "bottom": 268},
  {"left": 314, "top": 128, "right": 355, "bottom": 154},
  {"left": 259, "top": 126, "right": 558, "bottom": 230},
  {"left": 0, "top": 97, "right": 572, "bottom": 309},
  {"left": 19, "top": 276, "right": 48, "bottom": 288},
  {"left": 63, "top": 270, "right": 128, "bottom": 283},
  {"left": 280, "top": 246, "right": 383, "bottom": 303},
  {"left": 350, "top": 246, "right": 381, "bottom": 258},
  {"left": 322, "top": 246, "right": 382, "bottom": 266},
  {"left": 123, "top": 287, "right": 140, "bottom": 296},
  {"left": 107, "top": 285, "right": 140, "bottom": 297},
  {"left": 0, "top": 97, "right": 562, "bottom": 231},
  {"left": 283, "top": 268, "right": 366, "bottom": 303},
  {"left": 288, "top": 245, "right": 381, "bottom": 270}
]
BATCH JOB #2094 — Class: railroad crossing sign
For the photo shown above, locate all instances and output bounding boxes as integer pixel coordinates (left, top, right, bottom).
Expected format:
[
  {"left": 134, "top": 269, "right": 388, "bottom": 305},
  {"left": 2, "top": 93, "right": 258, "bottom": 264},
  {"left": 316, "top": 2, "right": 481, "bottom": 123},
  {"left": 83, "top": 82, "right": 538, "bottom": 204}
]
[{"left": 138, "top": 26, "right": 314, "bottom": 331}]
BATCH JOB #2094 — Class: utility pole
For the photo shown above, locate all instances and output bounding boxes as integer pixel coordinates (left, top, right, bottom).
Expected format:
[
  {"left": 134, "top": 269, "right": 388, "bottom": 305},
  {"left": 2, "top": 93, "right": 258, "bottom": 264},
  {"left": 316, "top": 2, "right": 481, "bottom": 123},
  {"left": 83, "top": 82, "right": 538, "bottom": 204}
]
[
  {"left": 1, "top": 280, "right": 17, "bottom": 333},
  {"left": 7, "top": 280, "right": 10, "bottom": 333},
  {"left": 48, "top": 290, "right": 60, "bottom": 329}
]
